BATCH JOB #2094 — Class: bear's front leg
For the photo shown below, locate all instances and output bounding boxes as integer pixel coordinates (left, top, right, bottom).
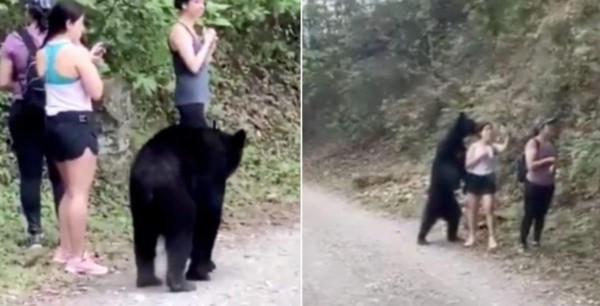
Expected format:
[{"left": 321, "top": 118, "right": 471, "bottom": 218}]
[
  {"left": 186, "top": 192, "right": 223, "bottom": 281},
  {"left": 187, "top": 203, "right": 222, "bottom": 281}
]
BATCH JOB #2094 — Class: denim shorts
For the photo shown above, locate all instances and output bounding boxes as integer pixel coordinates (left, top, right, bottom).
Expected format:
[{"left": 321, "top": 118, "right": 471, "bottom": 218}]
[{"left": 45, "top": 111, "right": 99, "bottom": 162}]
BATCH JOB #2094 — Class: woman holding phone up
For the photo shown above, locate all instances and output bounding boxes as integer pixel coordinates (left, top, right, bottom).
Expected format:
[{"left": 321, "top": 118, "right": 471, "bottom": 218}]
[
  {"left": 36, "top": 0, "right": 108, "bottom": 275},
  {"left": 463, "top": 122, "right": 509, "bottom": 250}
]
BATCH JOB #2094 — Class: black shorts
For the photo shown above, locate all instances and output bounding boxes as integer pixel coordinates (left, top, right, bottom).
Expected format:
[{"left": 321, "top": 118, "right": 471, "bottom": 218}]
[
  {"left": 176, "top": 103, "right": 207, "bottom": 128},
  {"left": 45, "top": 111, "right": 99, "bottom": 162},
  {"left": 464, "top": 173, "right": 496, "bottom": 195}
]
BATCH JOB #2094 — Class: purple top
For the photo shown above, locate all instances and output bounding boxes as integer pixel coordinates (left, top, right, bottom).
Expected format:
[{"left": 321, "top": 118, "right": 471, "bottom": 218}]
[
  {"left": 526, "top": 139, "right": 557, "bottom": 186},
  {"left": 0, "top": 24, "right": 46, "bottom": 100}
]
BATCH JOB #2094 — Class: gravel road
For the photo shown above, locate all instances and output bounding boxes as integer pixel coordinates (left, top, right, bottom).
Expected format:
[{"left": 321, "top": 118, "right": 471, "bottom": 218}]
[
  {"left": 302, "top": 184, "right": 581, "bottom": 306},
  {"left": 45, "top": 223, "right": 300, "bottom": 306}
]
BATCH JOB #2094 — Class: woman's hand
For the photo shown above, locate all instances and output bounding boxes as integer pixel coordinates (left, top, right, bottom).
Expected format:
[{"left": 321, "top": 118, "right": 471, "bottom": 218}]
[
  {"left": 203, "top": 27, "right": 218, "bottom": 45},
  {"left": 493, "top": 125, "right": 509, "bottom": 153},
  {"left": 544, "top": 156, "right": 556, "bottom": 165},
  {"left": 89, "top": 42, "right": 107, "bottom": 65}
]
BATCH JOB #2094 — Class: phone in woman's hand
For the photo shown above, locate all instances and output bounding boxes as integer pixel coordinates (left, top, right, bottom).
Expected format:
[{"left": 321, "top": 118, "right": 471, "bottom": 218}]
[{"left": 91, "top": 41, "right": 107, "bottom": 56}]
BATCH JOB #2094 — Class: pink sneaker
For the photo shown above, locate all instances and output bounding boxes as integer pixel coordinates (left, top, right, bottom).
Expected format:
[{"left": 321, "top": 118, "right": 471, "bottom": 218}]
[
  {"left": 65, "top": 253, "right": 109, "bottom": 276},
  {"left": 52, "top": 248, "right": 70, "bottom": 264}
]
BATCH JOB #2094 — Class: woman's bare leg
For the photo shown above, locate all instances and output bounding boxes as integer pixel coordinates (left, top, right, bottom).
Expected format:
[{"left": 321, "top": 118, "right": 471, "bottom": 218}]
[
  {"left": 464, "top": 193, "right": 479, "bottom": 247},
  {"left": 55, "top": 162, "right": 71, "bottom": 261},
  {"left": 482, "top": 194, "right": 497, "bottom": 250},
  {"left": 63, "top": 148, "right": 97, "bottom": 257}
]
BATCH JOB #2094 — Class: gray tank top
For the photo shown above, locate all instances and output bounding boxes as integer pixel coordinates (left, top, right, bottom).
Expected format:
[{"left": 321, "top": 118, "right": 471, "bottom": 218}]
[
  {"left": 170, "top": 22, "right": 210, "bottom": 106},
  {"left": 526, "top": 138, "right": 557, "bottom": 186}
]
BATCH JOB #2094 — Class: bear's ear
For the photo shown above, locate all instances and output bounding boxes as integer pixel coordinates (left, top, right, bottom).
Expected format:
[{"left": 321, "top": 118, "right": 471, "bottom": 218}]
[{"left": 231, "top": 129, "right": 246, "bottom": 149}]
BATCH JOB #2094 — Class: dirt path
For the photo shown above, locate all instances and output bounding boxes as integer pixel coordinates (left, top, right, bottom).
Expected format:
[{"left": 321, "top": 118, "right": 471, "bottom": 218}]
[
  {"left": 43, "top": 224, "right": 300, "bottom": 306},
  {"left": 302, "top": 184, "right": 587, "bottom": 306}
]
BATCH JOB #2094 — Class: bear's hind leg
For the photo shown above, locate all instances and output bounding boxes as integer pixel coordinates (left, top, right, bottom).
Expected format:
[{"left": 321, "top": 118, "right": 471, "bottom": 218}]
[
  {"left": 418, "top": 205, "right": 437, "bottom": 245},
  {"left": 131, "top": 193, "right": 162, "bottom": 288},
  {"left": 133, "top": 223, "right": 162, "bottom": 288},
  {"left": 163, "top": 191, "right": 197, "bottom": 292},
  {"left": 445, "top": 201, "right": 462, "bottom": 242}
]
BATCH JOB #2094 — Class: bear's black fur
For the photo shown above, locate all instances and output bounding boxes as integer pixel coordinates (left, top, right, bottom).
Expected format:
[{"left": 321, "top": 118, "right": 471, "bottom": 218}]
[
  {"left": 417, "top": 112, "right": 477, "bottom": 245},
  {"left": 128, "top": 124, "right": 246, "bottom": 292}
]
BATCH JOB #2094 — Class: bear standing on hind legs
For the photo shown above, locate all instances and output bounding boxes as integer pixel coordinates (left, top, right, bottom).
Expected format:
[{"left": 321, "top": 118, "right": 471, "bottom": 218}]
[
  {"left": 417, "top": 112, "right": 477, "bottom": 245},
  {"left": 129, "top": 124, "right": 246, "bottom": 293}
]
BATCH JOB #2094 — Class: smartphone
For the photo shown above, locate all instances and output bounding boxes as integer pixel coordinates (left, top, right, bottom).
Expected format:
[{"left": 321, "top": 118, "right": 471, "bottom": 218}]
[{"left": 91, "top": 42, "right": 106, "bottom": 55}]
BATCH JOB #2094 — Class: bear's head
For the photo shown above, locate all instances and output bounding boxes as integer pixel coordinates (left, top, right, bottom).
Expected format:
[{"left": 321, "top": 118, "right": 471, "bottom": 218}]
[
  {"left": 455, "top": 112, "right": 477, "bottom": 138},
  {"left": 220, "top": 129, "right": 247, "bottom": 178}
]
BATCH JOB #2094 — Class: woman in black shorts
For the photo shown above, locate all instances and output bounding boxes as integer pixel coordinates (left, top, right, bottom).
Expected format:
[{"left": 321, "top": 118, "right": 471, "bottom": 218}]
[
  {"left": 463, "top": 122, "right": 509, "bottom": 250},
  {"left": 36, "top": 1, "right": 108, "bottom": 275}
]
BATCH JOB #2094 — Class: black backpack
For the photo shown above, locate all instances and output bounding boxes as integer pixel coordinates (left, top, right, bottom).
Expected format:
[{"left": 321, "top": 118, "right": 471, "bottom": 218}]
[
  {"left": 516, "top": 138, "right": 539, "bottom": 183},
  {"left": 18, "top": 28, "right": 46, "bottom": 109}
]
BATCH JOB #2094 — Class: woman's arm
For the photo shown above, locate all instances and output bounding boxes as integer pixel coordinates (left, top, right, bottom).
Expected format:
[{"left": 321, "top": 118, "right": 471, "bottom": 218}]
[
  {"left": 0, "top": 54, "right": 14, "bottom": 91},
  {"left": 492, "top": 135, "right": 509, "bottom": 153},
  {"left": 0, "top": 38, "right": 16, "bottom": 91},
  {"left": 74, "top": 46, "right": 103, "bottom": 101},
  {"left": 169, "top": 24, "right": 214, "bottom": 73},
  {"left": 525, "top": 139, "right": 554, "bottom": 171},
  {"left": 35, "top": 49, "right": 45, "bottom": 78}
]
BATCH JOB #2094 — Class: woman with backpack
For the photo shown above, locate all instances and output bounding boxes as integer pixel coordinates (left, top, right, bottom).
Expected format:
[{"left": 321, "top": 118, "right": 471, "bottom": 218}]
[
  {"left": 0, "top": 0, "right": 64, "bottom": 250},
  {"left": 520, "top": 117, "right": 558, "bottom": 250},
  {"left": 463, "top": 122, "right": 509, "bottom": 250}
]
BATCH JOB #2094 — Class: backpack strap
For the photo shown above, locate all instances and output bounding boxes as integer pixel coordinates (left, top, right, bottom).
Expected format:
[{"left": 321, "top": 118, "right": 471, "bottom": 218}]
[{"left": 18, "top": 28, "right": 38, "bottom": 60}]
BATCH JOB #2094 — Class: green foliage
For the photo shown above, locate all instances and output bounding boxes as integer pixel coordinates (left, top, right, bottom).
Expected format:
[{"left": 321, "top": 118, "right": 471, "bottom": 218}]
[
  {"left": 0, "top": 0, "right": 299, "bottom": 298},
  {"left": 302, "top": 0, "right": 458, "bottom": 142}
]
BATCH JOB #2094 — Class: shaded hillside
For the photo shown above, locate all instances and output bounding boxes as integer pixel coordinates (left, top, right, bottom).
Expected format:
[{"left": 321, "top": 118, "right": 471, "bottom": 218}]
[{"left": 303, "top": 0, "right": 600, "bottom": 302}]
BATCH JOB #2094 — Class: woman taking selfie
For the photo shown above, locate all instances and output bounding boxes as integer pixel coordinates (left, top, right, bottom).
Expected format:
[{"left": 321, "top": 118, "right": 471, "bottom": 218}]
[
  {"left": 36, "top": 0, "right": 108, "bottom": 275},
  {"left": 168, "top": 0, "right": 218, "bottom": 128},
  {"left": 463, "top": 122, "right": 509, "bottom": 250}
]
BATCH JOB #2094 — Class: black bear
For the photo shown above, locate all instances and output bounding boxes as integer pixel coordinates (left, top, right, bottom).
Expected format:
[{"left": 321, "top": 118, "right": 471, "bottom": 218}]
[
  {"left": 128, "top": 124, "right": 246, "bottom": 292},
  {"left": 417, "top": 112, "right": 477, "bottom": 245}
]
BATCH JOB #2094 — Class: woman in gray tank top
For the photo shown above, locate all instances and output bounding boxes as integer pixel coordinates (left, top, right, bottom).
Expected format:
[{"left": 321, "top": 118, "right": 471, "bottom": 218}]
[
  {"left": 520, "top": 117, "right": 558, "bottom": 250},
  {"left": 168, "top": 0, "right": 218, "bottom": 128}
]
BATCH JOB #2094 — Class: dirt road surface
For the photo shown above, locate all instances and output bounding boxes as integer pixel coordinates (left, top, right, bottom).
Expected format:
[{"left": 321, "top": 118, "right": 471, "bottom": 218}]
[
  {"left": 43, "top": 224, "right": 300, "bottom": 306},
  {"left": 302, "top": 184, "right": 588, "bottom": 306}
]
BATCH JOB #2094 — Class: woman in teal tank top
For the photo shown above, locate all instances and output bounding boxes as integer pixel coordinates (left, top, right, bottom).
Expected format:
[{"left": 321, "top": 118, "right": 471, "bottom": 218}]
[{"left": 35, "top": 1, "right": 109, "bottom": 276}]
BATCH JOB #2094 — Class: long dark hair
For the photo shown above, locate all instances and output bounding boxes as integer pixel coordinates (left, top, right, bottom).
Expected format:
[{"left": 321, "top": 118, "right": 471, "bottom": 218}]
[
  {"left": 475, "top": 121, "right": 492, "bottom": 137},
  {"left": 42, "top": 1, "right": 84, "bottom": 47},
  {"left": 28, "top": 8, "right": 49, "bottom": 31},
  {"left": 174, "top": 0, "right": 191, "bottom": 10}
]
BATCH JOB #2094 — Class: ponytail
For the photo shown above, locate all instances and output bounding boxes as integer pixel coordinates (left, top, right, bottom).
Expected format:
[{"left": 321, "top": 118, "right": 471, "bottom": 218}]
[
  {"left": 40, "top": 1, "right": 85, "bottom": 48},
  {"left": 42, "top": 26, "right": 60, "bottom": 47}
]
